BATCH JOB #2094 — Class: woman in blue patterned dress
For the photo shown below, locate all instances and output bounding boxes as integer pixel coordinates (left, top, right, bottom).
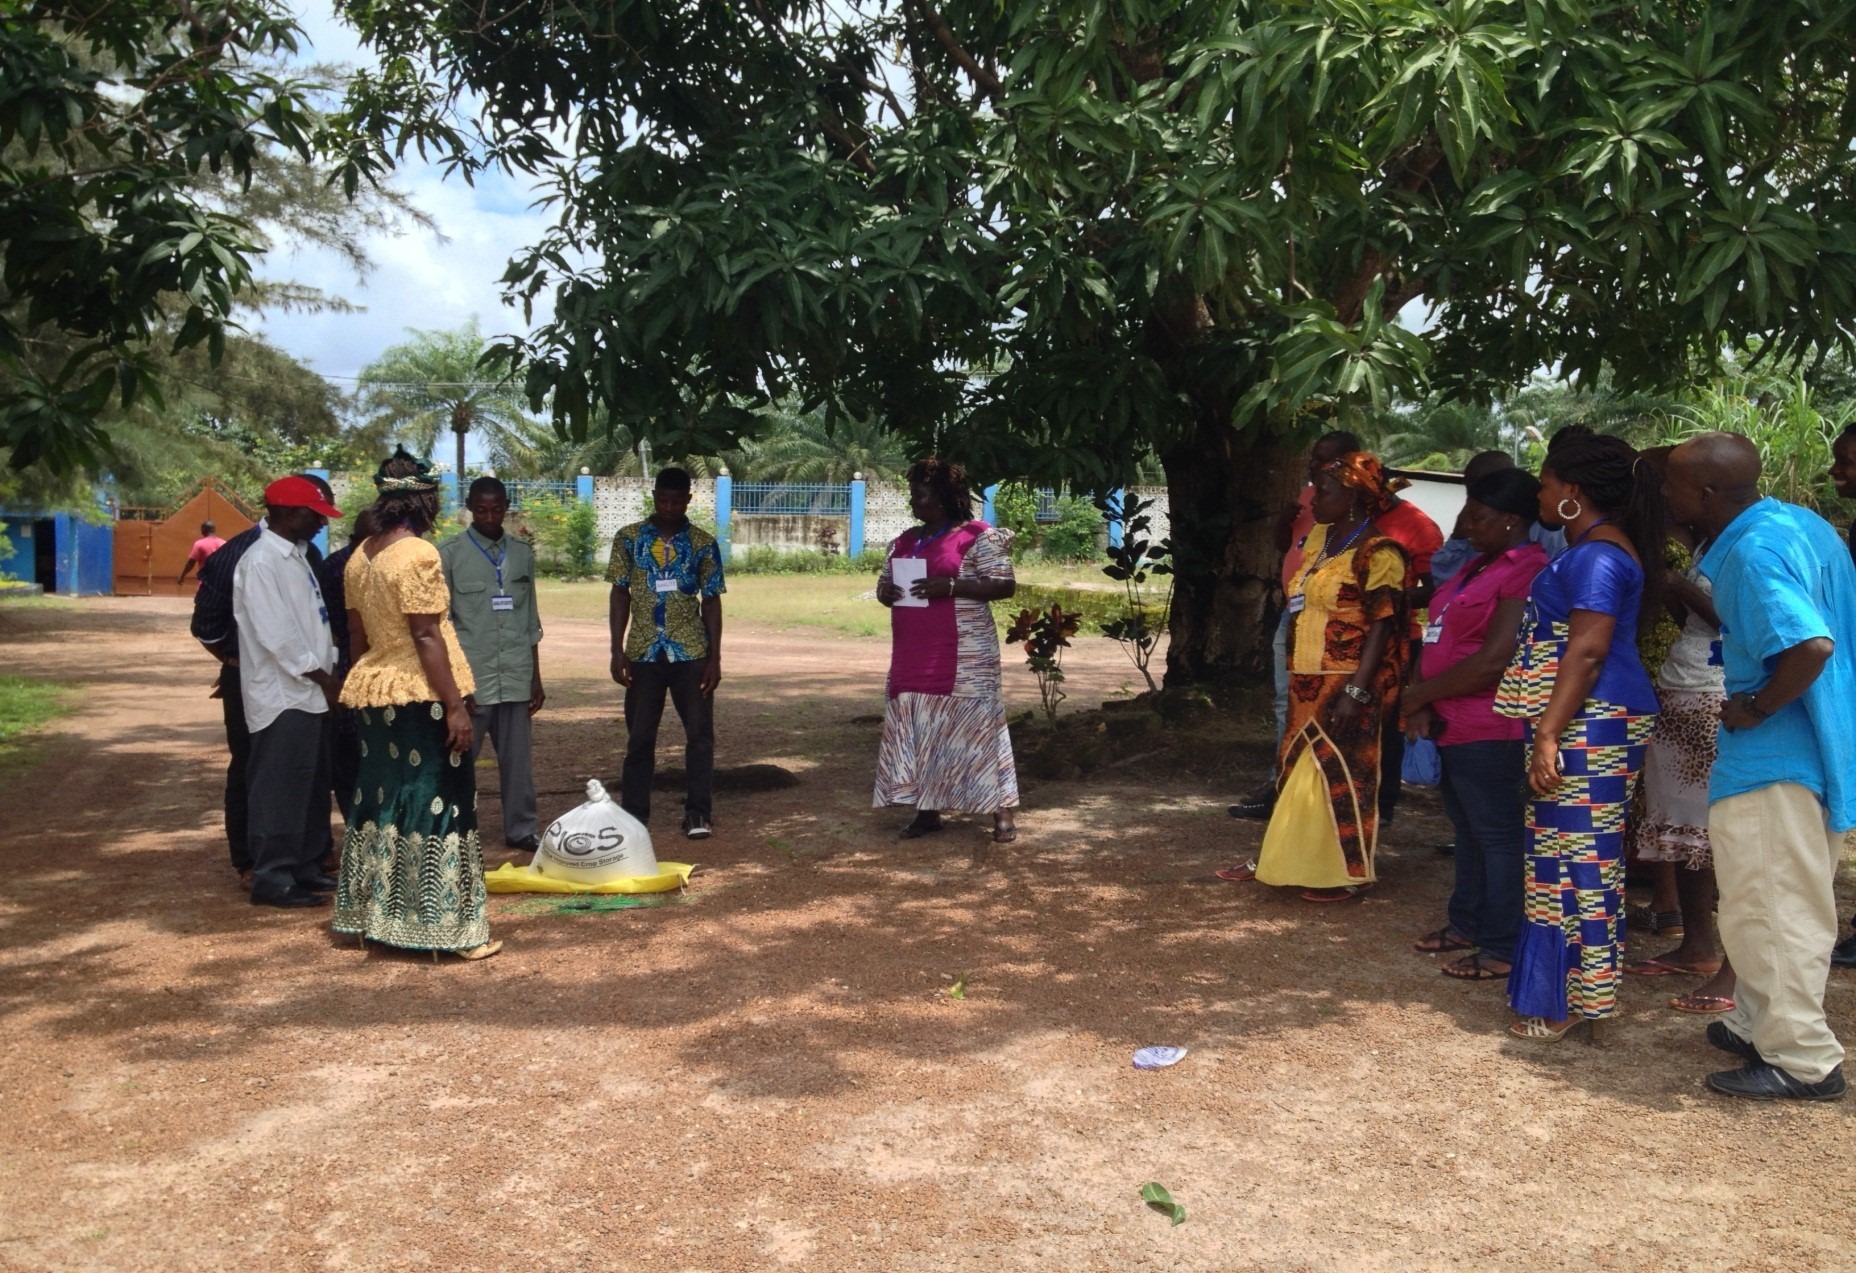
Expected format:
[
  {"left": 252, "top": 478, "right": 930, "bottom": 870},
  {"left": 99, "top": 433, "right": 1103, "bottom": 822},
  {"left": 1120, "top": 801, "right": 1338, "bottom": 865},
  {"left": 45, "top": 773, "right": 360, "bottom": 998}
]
[{"left": 1496, "top": 433, "right": 1665, "bottom": 1041}]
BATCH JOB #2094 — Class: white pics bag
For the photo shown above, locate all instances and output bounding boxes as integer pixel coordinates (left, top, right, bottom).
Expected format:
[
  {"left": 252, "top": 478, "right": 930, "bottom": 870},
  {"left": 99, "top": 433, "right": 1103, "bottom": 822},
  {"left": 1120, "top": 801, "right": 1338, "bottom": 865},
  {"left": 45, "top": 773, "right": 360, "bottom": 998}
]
[{"left": 533, "top": 779, "right": 659, "bottom": 884}]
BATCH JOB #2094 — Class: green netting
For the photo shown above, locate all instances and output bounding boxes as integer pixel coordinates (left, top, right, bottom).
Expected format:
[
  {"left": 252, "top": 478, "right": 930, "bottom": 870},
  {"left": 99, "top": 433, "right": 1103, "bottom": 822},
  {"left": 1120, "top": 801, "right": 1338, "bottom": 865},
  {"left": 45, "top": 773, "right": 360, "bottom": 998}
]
[{"left": 495, "top": 894, "right": 685, "bottom": 916}]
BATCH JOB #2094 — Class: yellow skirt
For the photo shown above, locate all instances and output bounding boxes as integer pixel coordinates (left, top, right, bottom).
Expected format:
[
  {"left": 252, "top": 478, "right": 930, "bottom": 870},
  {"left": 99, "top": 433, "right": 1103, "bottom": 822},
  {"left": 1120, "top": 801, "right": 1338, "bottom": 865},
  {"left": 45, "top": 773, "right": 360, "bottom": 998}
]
[{"left": 1255, "top": 746, "right": 1374, "bottom": 890}]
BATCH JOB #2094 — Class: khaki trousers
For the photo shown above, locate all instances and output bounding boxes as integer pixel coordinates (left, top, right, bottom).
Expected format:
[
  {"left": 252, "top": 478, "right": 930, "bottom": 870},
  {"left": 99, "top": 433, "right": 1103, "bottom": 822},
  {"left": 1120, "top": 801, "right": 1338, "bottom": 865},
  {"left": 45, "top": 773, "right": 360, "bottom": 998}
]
[{"left": 1712, "top": 783, "right": 1845, "bottom": 1083}]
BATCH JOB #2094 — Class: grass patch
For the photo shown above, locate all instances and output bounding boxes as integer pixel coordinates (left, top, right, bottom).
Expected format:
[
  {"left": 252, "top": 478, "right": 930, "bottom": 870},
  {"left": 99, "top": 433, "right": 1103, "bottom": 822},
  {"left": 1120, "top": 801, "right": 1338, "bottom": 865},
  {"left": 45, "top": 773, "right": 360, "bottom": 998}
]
[{"left": 0, "top": 676, "right": 72, "bottom": 767}]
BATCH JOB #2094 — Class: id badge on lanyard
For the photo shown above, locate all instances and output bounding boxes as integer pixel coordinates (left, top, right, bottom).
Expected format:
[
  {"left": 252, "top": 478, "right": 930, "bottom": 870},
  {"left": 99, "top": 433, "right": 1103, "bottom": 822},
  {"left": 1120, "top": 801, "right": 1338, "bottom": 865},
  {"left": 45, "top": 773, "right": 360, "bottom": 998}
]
[
  {"left": 492, "top": 594, "right": 516, "bottom": 612},
  {"left": 1423, "top": 617, "right": 1445, "bottom": 645},
  {"left": 654, "top": 572, "right": 679, "bottom": 594},
  {"left": 1286, "top": 594, "right": 1306, "bottom": 615}
]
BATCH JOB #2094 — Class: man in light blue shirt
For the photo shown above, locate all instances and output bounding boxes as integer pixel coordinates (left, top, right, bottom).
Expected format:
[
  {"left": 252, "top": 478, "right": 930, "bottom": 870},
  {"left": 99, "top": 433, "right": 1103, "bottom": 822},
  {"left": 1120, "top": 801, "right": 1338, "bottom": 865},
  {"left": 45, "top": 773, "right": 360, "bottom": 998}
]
[{"left": 1666, "top": 434, "right": 1856, "bottom": 1102}]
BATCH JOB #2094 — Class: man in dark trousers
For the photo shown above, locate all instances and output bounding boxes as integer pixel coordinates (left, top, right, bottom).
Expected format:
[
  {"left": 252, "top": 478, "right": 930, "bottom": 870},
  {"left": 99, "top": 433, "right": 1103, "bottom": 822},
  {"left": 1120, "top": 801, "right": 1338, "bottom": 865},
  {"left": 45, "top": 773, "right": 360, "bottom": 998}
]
[
  {"left": 440, "top": 478, "right": 545, "bottom": 851},
  {"left": 320, "top": 508, "right": 377, "bottom": 825},
  {"left": 606, "top": 467, "right": 725, "bottom": 839},
  {"left": 231, "top": 476, "right": 345, "bottom": 907},
  {"left": 190, "top": 474, "right": 334, "bottom": 884}
]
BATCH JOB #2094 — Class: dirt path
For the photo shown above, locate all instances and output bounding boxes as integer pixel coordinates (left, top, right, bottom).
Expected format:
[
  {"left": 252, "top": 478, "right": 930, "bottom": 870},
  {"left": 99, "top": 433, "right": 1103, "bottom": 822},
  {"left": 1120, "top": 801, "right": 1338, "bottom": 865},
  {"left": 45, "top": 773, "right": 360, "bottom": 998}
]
[{"left": 2, "top": 596, "right": 1853, "bottom": 1272}]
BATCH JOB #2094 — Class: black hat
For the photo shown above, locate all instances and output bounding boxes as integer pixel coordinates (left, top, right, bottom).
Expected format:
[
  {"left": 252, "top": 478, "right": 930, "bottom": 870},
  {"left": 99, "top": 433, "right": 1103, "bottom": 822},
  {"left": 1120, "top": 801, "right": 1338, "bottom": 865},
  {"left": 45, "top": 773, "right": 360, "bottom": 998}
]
[{"left": 1466, "top": 469, "right": 1541, "bottom": 523}]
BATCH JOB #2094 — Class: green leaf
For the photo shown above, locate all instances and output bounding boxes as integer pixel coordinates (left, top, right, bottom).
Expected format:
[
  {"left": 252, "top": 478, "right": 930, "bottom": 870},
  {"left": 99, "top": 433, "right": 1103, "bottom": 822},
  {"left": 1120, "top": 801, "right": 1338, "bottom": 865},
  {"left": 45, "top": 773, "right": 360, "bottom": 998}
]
[
  {"left": 1141, "top": 1182, "right": 1185, "bottom": 1226},
  {"left": 947, "top": 977, "right": 966, "bottom": 1000}
]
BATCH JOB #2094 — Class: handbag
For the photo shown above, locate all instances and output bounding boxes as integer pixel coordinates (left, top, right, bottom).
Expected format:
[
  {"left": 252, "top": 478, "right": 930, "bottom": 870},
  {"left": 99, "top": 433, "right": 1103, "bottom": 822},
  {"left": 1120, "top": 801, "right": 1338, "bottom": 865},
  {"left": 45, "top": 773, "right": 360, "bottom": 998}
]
[{"left": 1401, "top": 735, "right": 1443, "bottom": 787}]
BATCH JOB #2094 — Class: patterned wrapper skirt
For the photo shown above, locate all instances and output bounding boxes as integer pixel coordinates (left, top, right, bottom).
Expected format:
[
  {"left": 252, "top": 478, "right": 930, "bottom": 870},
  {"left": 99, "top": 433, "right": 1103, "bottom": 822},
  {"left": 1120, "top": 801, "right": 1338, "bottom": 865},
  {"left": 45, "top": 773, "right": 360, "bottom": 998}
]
[
  {"left": 333, "top": 701, "right": 488, "bottom": 951},
  {"left": 1633, "top": 687, "right": 1724, "bottom": 869},
  {"left": 873, "top": 692, "right": 1019, "bottom": 813},
  {"left": 1256, "top": 671, "right": 1393, "bottom": 889},
  {"left": 1496, "top": 630, "right": 1653, "bottom": 1020}
]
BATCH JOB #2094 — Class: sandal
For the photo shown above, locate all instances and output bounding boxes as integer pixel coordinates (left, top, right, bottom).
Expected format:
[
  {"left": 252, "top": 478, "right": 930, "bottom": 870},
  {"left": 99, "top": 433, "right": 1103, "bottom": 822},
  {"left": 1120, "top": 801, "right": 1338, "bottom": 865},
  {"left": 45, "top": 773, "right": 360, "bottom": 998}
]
[
  {"left": 1215, "top": 860, "right": 1259, "bottom": 883},
  {"left": 453, "top": 941, "right": 503, "bottom": 962},
  {"left": 1668, "top": 992, "right": 1735, "bottom": 1015},
  {"left": 1626, "top": 906, "right": 1685, "bottom": 938},
  {"left": 900, "top": 815, "right": 944, "bottom": 840},
  {"left": 1302, "top": 885, "right": 1369, "bottom": 903},
  {"left": 1413, "top": 927, "right": 1475, "bottom": 954},
  {"left": 992, "top": 815, "right": 1017, "bottom": 844},
  {"left": 1623, "top": 957, "right": 1720, "bottom": 977},
  {"left": 1509, "top": 1015, "right": 1586, "bottom": 1043},
  {"left": 1443, "top": 952, "right": 1510, "bottom": 981}
]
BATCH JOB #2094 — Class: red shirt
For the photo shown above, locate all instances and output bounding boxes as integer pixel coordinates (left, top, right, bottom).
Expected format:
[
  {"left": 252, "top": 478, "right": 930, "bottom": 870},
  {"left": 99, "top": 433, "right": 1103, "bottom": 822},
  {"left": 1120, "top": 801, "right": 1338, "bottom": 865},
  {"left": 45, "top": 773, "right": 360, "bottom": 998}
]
[
  {"left": 1376, "top": 499, "right": 1443, "bottom": 639},
  {"left": 1280, "top": 487, "right": 1317, "bottom": 591},
  {"left": 188, "top": 535, "right": 227, "bottom": 565},
  {"left": 1419, "top": 542, "right": 1548, "bottom": 745}
]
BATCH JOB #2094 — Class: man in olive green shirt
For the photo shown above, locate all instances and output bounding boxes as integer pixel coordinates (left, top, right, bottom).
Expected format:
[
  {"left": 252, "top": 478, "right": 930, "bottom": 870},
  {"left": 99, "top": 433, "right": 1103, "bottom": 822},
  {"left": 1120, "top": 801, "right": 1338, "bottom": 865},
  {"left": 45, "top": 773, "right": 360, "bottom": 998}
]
[{"left": 439, "top": 477, "right": 546, "bottom": 850}]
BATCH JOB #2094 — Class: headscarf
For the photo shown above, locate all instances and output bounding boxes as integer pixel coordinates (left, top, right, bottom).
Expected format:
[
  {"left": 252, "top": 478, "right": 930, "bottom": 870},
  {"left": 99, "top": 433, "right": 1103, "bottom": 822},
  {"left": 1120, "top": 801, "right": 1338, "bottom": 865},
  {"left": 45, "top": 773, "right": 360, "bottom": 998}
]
[
  {"left": 373, "top": 445, "right": 441, "bottom": 493},
  {"left": 1322, "top": 451, "right": 1408, "bottom": 516}
]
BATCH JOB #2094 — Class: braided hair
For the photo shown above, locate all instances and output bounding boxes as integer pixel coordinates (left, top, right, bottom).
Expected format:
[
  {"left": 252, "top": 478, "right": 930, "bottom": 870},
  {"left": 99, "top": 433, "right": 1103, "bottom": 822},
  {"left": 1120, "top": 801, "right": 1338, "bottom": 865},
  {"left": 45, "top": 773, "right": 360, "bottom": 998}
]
[
  {"left": 906, "top": 457, "right": 975, "bottom": 522},
  {"left": 370, "top": 447, "right": 441, "bottom": 536},
  {"left": 1541, "top": 432, "right": 1667, "bottom": 604}
]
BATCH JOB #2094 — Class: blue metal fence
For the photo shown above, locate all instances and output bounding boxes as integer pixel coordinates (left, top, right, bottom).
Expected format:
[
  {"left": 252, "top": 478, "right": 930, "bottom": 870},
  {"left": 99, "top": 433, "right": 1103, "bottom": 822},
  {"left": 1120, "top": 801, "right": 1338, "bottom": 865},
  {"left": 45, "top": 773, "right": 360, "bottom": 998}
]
[
  {"left": 504, "top": 479, "right": 575, "bottom": 509},
  {"left": 730, "top": 482, "right": 852, "bottom": 516}
]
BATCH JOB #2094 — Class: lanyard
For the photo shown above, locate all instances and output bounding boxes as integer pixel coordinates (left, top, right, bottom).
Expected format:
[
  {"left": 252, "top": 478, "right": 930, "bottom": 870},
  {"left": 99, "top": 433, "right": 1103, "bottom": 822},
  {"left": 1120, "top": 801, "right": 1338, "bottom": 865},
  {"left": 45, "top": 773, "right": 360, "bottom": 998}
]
[
  {"left": 469, "top": 530, "right": 508, "bottom": 593},
  {"left": 1316, "top": 518, "right": 1373, "bottom": 564},
  {"left": 907, "top": 522, "right": 957, "bottom": 558},
  {"left": 298, "top": 553, "right": 330, "bottom": 629}
]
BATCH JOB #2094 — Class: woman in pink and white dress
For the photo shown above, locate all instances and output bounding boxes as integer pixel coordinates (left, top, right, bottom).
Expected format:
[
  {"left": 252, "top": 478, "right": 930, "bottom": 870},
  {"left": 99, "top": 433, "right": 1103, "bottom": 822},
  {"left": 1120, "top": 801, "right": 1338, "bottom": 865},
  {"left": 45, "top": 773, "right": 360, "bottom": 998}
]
[{"left": 874, "top": 458, "right": 1020, "bottom": 842}]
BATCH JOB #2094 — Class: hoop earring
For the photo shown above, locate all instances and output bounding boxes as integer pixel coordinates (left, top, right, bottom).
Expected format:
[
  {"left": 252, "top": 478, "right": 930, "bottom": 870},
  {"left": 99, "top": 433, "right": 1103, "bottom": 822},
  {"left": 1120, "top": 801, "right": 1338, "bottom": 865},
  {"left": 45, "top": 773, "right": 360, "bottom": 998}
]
[{"left": 1557, "top": 497, "right": 1583, "bottom": 521}]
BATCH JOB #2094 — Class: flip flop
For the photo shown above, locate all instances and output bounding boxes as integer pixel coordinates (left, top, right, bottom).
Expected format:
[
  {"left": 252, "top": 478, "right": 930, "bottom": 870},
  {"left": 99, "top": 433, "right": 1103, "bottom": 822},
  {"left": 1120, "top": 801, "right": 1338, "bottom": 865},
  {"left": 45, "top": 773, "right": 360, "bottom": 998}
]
[
  {"left": 1215, "top": 861, "right": 1259, "bottom": 883},
  {"left": 1443, "top": 952, "right": 1510, "bottom": 981},
  {"left": 1302, "top": 885, "right": 1369, "bottom": 903},
  {"left": 1414, "top": 926, "right": 1475, "bottom": 953},
  {"left": 1668, "top": 993, "right": 1735, "bottom": 1015},
  {"left": 1624, "top": 958, "right": 1719, "bottom": 977}
]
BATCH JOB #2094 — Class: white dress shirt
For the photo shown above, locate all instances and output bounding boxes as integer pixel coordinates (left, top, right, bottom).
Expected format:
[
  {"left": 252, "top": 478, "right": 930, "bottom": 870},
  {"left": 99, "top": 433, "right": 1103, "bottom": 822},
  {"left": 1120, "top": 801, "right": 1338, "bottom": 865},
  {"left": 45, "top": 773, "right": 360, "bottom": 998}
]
[{"left": 232, "top": 528, "right": 336, "bottom": 732}]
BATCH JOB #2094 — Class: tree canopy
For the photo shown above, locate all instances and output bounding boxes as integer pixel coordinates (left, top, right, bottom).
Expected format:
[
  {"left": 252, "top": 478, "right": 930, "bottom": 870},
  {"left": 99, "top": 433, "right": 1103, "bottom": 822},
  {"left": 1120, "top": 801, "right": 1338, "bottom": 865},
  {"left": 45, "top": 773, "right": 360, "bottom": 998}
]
[{"left": 329, "top": 0, "right": 1856, "bottom": 679}]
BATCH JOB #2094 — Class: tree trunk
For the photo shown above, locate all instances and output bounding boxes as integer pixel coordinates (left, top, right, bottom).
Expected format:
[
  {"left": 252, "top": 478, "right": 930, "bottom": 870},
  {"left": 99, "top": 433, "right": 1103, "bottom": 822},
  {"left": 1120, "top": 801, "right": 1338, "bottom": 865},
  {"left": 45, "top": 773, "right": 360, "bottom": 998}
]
[
  {"left": 1160, "top": 417, "right": 1308, "bottom": 685},
  {"left": 454, "top": 426, "right": 468, "bottom": 490}
]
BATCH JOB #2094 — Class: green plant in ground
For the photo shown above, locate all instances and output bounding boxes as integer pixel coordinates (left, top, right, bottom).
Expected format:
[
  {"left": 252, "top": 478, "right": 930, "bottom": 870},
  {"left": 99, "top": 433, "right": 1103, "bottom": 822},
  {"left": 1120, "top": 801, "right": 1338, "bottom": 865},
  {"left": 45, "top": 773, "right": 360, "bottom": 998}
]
[
  {"left": 516, "top": 494, "right": 599, "bottom": 579},
  {"left": 1040, "top": 495, "right": 1106, "bottom": 562},
  {"left": 0, "top": 676, "right": 69, "bottom": 766},
  {"left": 1005, "top": 605, "right": 1080, "bottom": 725},
  {"left": 991, "top": 483, "right": 1040, "bottom": 559},
  {"left": 1099, "top": 492, "right": 1173, "bottom": 694},
  {"left": 729, "top": 547, "right": 886, "bottom": 576},
  {"left": 1653, "top": 375, "right": 1853, "bottom": 514}
]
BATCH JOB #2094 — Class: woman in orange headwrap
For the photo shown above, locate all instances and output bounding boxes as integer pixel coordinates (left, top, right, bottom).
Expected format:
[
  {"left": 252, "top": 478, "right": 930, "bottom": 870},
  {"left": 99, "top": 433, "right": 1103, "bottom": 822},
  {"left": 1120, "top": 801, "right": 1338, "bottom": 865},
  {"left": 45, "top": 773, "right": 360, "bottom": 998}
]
[{"left": 1220, "top": 452, "right": 1410, "bottom": 901}]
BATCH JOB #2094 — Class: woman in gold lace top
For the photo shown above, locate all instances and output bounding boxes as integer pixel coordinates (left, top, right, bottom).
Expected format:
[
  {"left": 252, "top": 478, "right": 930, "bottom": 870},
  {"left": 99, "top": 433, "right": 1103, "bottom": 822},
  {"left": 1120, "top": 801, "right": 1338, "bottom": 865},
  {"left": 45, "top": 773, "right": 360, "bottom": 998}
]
[{"left": 333, "top": 449, "right": 499, "bottom": 960}]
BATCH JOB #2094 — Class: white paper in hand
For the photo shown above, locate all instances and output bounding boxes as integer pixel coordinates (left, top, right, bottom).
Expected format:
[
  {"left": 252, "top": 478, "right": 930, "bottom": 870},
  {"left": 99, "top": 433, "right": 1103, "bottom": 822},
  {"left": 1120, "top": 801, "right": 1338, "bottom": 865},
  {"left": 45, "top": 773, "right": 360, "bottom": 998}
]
[{"left": 890, "top": 556, "right": 929, "bottom": 607}]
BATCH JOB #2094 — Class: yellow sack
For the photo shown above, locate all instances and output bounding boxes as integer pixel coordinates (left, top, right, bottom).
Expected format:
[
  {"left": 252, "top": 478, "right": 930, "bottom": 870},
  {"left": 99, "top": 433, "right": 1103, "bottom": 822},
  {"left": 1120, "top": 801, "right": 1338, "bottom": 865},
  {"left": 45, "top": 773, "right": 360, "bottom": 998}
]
[{"left": 484, "top": 861, "right": 694, "bottom": 895}]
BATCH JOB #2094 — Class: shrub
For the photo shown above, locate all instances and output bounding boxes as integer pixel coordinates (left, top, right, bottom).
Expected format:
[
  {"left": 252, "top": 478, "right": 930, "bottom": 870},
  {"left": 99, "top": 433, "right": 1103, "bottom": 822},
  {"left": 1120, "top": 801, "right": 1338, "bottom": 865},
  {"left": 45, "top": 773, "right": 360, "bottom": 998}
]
[
  {"left": 728, "top": 546, "right": 887, "bottom": 575},
  {"left": 1040, "top": 494, "right": 1105, "bottom": 561},
  {"left": 991, "top": 482, "right": 1040, "bottom": 558}
]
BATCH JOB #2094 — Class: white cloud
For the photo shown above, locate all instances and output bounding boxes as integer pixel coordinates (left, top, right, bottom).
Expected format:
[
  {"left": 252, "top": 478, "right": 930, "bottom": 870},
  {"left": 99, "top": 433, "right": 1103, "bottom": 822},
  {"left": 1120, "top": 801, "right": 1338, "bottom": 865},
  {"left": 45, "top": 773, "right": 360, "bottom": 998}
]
[{"left": 255, "top": 3, "right": 558, "bottom": 388}]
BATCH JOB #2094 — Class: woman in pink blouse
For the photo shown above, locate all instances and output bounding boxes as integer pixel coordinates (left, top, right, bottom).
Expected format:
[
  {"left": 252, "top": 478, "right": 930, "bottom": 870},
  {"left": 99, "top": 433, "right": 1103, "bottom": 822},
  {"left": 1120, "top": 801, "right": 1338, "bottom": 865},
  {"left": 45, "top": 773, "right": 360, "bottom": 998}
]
[{"left": 1403, "top": 470, "right": 1549, "bottom": 981}]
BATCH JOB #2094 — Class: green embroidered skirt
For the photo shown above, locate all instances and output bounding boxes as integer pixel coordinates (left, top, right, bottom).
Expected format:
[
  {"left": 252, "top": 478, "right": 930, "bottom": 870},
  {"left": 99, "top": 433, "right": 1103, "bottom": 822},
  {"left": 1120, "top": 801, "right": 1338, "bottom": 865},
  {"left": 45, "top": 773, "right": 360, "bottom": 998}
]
[{"left": 333, "top": 701, "right": 489, "bottom": 951}]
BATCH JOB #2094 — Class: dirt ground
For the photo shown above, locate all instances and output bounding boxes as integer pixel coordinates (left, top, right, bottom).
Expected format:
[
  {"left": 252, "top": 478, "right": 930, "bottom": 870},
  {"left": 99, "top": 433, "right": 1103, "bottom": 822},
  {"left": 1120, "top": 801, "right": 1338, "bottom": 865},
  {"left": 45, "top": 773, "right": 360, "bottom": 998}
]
[{"left": 2, "top": 594, "right": 1854, "bottom": 1272}]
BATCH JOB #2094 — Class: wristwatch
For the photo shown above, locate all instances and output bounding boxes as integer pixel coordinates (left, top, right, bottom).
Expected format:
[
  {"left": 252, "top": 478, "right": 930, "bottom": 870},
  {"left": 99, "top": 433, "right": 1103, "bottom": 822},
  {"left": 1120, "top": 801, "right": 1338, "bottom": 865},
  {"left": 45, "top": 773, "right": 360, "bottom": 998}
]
[
  {"left": 1343, "top": 683, "right": 1373, "bottom": 705},
  {"left": 1735, "top": 691, "right": 1772, "bottom": 721}
]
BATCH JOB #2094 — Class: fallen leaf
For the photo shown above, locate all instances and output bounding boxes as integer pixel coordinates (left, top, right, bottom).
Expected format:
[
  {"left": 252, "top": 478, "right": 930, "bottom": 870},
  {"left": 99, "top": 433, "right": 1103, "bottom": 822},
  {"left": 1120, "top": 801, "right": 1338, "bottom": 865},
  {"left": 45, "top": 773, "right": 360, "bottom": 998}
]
[
  {"left": 1141, "top": 1182, "right": 1185, "bottom": 1226},
  {"left": 947, "top": 977, "right": 967, "bottom": 1000}
]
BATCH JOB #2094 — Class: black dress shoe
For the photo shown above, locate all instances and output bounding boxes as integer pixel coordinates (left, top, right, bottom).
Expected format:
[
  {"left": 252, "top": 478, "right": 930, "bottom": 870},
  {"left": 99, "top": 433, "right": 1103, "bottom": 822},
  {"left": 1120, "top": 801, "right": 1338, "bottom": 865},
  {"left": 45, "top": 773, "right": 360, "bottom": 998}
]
[
  {"left": 1706, "top": 1021, "right": 1762, "bottom": 1064},
  {"left": 1831, "top": 931, "right": 1856, "bottom": 969},
  {"left": 505, "top": 835, "right": 539, "bottom": 851},
  {"left": 1226, "top": 798, "right": 1274, "bottom": 821},
  {"left": 251, "top": 887, "right": 331, "bottom": 909},
  {"left": 1707, "top": 1062, "right": 1847, "bottom": 1102},
  {"left": 296, "top": 872, "right": 339, "bottom": 892}
]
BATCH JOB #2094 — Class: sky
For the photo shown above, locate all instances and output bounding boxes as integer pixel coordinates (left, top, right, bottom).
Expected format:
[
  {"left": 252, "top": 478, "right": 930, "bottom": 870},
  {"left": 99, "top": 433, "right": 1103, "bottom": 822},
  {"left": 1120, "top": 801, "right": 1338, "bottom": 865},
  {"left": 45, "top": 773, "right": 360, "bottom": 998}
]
[{"left": 252, "top": 3, "right": 556, "bottom": 392}]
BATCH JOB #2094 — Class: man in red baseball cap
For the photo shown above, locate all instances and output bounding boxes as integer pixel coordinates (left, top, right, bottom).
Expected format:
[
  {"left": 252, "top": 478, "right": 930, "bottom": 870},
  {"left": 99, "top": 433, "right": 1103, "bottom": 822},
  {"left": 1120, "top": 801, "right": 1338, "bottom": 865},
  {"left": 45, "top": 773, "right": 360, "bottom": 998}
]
[{"left": 231, "top": 476, "right": 346, "bottom": 907}]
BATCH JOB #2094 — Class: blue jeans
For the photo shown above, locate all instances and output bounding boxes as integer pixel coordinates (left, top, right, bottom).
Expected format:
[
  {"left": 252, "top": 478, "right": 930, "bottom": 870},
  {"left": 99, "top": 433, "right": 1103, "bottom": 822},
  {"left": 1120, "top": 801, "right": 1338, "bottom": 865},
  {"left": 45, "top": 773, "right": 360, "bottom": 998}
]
[
  {"left": 1271, "top": 610, "right": 1291, "bottom": 753},
  {"left": 1439, "top": 739, "right": 1528, "bottom": 961}
]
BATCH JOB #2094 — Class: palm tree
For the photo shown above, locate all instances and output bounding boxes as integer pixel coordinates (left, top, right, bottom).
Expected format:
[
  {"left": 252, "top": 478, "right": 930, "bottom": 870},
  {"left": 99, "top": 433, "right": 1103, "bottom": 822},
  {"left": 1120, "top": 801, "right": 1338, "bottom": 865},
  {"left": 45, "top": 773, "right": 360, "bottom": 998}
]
[
  {"left": 356, "top": 319, "right": 532, "bottom": 480},
  {"left": 735, "top": 409, "right": 909, "bottom": 482}
]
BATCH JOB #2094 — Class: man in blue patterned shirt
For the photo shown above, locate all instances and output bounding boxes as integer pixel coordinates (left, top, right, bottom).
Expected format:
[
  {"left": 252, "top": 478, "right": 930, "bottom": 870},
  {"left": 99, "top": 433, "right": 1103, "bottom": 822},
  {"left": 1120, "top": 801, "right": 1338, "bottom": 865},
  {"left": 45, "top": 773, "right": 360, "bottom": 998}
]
[{"left": 606, "top": 467, "right": 725, "bottom": 838}]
